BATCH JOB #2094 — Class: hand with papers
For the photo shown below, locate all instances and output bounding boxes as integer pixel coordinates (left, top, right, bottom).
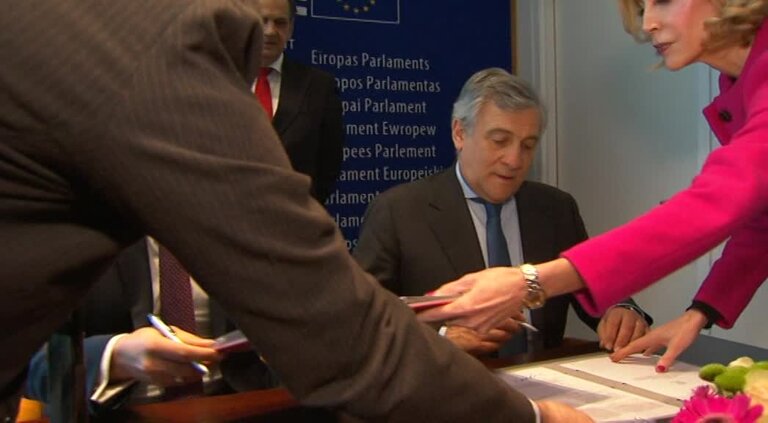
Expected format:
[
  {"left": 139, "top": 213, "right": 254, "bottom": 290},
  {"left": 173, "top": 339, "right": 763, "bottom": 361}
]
[
  {"left": 416, "top": 267, "right": 530, "bottom": 332},
  {"left": 418, "top": 259, "right": 585, "bottom": 333},
  {"left": 610, "top": 309, "right": 709, "bottom": 372}
]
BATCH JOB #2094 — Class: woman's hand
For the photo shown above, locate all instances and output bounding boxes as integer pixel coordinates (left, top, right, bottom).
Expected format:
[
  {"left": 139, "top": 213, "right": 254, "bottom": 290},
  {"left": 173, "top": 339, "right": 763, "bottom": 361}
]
[
  {"left": 417, "top": 259, "right": 584, "bottom": 333},
  {"left": 416, "top": 267, "right": 529, "bottom": 333},
  {"left": 610, "top": 309, "right": 709, "bottom": 372}
]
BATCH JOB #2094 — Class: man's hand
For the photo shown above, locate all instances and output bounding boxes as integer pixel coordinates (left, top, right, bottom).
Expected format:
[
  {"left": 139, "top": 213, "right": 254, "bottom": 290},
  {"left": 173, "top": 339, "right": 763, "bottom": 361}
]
[
  {"left": 537, "top": 401, "right": 594, "bottom": 422},
  {"left": 445, "top": 318, "right": 521, "bottom": 356},
  {"left": 597, "top": 306, "right": 649, "bottom": 351},
  {"left": 110, "top": 327, "right": 222, "bottom": 386},
  {"left": 417, "top": 267, "right": 529, "bottom": 333},
  {"left": 610, "top": 309, "right": 708, "bottom": 372}
]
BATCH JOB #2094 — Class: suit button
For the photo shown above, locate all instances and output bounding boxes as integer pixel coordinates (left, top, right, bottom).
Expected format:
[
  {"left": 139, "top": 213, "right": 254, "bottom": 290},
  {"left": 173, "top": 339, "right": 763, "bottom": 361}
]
[{"left": 718, "top": 110, "right": 732, "bottom": 122}]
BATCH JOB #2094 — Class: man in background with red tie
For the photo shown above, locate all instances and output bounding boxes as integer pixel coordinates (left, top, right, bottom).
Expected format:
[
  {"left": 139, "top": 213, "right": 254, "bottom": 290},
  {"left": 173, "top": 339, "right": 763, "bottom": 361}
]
[{"left": 255, "top": 0, "right": 345, "bottom": 203}]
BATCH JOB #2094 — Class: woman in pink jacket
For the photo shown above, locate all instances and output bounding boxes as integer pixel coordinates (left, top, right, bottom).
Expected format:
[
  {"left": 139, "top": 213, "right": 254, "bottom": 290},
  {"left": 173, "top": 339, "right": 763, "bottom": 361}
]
[{"left": 424, "top": 0, "right": 768, "bottom": 371}]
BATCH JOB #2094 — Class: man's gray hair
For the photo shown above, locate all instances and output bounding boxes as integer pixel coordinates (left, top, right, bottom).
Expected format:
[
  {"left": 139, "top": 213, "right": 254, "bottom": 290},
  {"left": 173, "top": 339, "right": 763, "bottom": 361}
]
[{"left": 452, "top": 68, "right": 546, "bottom": 134}]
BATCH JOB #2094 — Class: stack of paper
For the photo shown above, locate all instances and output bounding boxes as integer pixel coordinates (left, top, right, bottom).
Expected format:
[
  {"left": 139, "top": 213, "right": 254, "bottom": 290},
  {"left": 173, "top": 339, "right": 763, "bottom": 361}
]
[{"left": 498, "top": 354, "right": 704, "bottom": 422}]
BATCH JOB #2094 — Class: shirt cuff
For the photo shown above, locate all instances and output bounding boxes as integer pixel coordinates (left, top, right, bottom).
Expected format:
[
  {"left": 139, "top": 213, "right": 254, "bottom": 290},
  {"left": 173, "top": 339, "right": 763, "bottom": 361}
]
[
  {"left": 90, "top": 334, "right": 134, "bottom": 404},
  {"left": 529, "top": 399, "right": 542, "bottom": 423},
  {"left": 686, "top": 300, "right": 721, "bottom": 329}
]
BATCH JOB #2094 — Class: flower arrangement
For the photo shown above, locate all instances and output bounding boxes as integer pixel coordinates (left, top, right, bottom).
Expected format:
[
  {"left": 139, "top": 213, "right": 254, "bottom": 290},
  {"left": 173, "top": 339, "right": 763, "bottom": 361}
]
[{"left": 674, "top": 356, "right": 768, "bottom": 423}]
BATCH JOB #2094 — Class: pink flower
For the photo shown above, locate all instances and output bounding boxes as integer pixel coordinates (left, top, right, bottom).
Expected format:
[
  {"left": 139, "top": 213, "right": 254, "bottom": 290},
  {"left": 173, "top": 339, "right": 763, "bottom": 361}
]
[{"left": 673, "top": 385, "right": 764, "bottom": 423}]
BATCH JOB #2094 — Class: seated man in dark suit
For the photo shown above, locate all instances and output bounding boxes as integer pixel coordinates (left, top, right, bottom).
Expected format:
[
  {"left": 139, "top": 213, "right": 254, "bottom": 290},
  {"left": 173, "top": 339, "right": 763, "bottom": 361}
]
[
  {"left": 25, "top": 239, "right": 276, "bottom": 414},
  {"left": 354, "top": 68, "right": 652, "bottom": 357}
]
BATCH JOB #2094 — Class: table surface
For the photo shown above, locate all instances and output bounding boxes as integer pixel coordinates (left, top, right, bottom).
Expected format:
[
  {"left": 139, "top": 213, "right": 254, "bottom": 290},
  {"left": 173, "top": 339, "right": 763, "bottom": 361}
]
[
  {"left": 22, "top": 332, "right": 768, "bottom": 422},
  {"left": 88, "top": 338, "right": 602, "bottom": 423},
  {"left": 17, "top": 338, "right": 601, "bottom": 423}
]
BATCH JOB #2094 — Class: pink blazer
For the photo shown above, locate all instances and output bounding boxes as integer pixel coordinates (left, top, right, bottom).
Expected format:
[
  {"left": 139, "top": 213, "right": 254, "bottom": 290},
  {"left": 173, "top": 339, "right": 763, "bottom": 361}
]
[{"left": 564, "top": 21, "right": 768, "bottom": 328}]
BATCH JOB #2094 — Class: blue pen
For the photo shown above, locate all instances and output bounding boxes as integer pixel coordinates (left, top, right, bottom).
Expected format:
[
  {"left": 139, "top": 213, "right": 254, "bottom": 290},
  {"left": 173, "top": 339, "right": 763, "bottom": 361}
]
[{"left": 147, "top": 313, "right": 210, "bottom": 376}]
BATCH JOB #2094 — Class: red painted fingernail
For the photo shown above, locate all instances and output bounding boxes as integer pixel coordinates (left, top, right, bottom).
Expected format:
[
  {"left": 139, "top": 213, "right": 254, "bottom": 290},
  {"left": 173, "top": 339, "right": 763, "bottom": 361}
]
[
  {"left": 425, "top": 291, "right": 435, "bottom": 296},
  {"left": 656, "top": 365, "right": 667, "bottom": 373}
]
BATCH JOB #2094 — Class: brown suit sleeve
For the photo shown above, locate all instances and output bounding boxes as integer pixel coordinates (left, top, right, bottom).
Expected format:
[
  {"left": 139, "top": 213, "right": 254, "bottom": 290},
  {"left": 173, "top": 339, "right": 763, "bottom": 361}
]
[{"left": 42, "top": 1, "right": 536, "bottom": 421}]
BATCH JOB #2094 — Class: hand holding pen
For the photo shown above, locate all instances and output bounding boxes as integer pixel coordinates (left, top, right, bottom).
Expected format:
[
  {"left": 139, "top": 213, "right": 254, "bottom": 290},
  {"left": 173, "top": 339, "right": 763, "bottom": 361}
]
[
  {"left": 106, "top": 323, "right": 221, "bottom": 386},
  {"left": 147, "top": 313, "right": 213, "bottom": 376}
]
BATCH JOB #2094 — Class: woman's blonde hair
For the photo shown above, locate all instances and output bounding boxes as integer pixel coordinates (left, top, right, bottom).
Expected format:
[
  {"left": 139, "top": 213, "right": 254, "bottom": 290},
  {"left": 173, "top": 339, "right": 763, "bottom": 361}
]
[{"left": 618, "top": 0, "right": 768, "bottom": 51}]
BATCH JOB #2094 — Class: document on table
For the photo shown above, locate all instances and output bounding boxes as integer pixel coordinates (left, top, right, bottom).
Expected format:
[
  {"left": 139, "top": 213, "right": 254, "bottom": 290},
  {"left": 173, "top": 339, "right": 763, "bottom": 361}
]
[
  {"left": 560, "top": 354, "right": 702, "bottom": 401},
  {"left": 497, "top": 354, "right": 704, "bottom": 422},
  {"left": 498, "top": 367, "right": 679, "bottom": 422}
]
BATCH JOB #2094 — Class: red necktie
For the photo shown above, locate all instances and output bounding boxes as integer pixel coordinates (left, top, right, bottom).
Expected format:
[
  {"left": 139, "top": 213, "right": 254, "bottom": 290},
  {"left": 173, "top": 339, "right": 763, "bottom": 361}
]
[
  {"left": 255, "top": 67, "right": 273, "bottom": 118},
  {"left": 159, "top": 245, "right": 196, "bottom": 334}
]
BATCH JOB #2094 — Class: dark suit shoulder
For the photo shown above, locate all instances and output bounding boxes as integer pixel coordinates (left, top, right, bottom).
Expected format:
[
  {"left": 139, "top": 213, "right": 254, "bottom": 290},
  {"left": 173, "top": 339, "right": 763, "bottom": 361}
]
[
  {"left": 516, "top": 181, "right": 582, "bottom": 223},
  {"left": 283, "top": 57, "right": 336, "bottom": 86},
  {"left": 371, "top": 170, "right": 452, "bottom": 206},
  {"left": 518, "top": 180, "right": 578, "bottom": 204}
]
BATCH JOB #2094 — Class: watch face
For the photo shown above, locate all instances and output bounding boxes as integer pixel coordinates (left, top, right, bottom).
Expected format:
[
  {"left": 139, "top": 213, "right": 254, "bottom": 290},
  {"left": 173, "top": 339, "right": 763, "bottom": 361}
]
[
  {"left": 519, "top": 264, "right": 545, "bottom": 309},
  {"left": 524, "top": 287, "right": 546, "bottom": 309}
]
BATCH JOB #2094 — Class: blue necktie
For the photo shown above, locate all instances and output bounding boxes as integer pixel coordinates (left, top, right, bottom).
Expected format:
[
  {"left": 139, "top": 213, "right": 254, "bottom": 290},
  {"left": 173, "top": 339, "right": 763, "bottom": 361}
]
[
  {"left": 477, "top": 199, "right": 527, "bottom": 357},
  {"left": 483, "top": 202, "right": 510, "bottom": 268}
]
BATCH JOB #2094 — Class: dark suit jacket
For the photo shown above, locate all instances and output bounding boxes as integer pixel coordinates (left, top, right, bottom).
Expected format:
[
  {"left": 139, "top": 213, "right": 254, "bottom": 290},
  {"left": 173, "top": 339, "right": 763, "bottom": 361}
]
[
  {"left": 0, "top": 1, "right": 536, "bottom": 421},
  {"left": 274, "top": 57, "right": 344, "bottom": 203},
  {"left": 354, "top": 169, "right": 650, "bottom": 349},
  {"left": 25, "top": 240, "right": 276, "bottom": 413}
]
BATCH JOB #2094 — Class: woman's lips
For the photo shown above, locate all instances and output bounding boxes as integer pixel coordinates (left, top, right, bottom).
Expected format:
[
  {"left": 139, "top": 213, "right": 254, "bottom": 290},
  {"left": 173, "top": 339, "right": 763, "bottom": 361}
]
[{"left": 654, "top": 42, "right": 670, "bottom": 56}]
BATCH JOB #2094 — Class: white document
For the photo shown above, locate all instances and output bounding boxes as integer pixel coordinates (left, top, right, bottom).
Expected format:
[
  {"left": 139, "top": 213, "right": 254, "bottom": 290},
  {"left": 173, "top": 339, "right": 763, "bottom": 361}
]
[
  {"left": 498, "top": 367, "right": 680, "bottom": 422},
  {"left": 560, "top": 354, "right": 702, "bottom": 401}
]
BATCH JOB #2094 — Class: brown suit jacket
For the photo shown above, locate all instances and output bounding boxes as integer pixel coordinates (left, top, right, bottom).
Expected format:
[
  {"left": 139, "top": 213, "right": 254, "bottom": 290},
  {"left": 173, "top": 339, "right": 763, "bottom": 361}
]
[{"left": 0, "top": 1, "right": 534, "bottom": 421}]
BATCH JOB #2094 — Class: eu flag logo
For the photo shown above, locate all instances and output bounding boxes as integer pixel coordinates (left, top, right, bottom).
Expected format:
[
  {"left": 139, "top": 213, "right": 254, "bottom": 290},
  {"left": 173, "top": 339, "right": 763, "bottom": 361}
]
[{"left": 311, "top": 0, "right": 400, "bottom": 24}]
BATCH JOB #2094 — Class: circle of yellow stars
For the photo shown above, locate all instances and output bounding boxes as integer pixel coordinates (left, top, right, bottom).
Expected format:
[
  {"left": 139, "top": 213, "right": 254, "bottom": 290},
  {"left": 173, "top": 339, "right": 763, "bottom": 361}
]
[{"left": 336, "top": 0, "right": 377, "bottom": 14}]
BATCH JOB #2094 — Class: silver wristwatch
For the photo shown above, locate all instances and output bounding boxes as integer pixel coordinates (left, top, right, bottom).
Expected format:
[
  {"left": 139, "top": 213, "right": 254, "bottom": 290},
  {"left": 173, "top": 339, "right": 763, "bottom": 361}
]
[{"left": 520, "top": 263, "right": 547, "bottom": 309}]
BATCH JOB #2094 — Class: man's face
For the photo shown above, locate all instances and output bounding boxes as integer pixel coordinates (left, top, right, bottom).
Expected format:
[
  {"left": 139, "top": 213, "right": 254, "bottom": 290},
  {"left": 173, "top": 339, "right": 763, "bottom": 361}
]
[
  {"left": 453, "top": 102, "right": 540, "bottom": 204},
  {"left": 258, "top": 0, "right": 294, "bottom": 66}
]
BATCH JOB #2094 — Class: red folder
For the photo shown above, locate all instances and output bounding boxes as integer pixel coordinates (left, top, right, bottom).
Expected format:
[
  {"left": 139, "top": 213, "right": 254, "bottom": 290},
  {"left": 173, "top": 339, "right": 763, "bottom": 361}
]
[
  {"left": 212, "top": 330, "right": 251, "bottom": 354},
  {"left": 400, "top": 295, "right": 459, "bottom": 311}
]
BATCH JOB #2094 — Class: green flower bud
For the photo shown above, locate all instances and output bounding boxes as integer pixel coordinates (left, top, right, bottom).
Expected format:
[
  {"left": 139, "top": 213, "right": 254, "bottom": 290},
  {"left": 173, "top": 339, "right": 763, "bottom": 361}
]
[
  {"left": 699, "top": 363, "right": 727, "bottom": 382},
  {"left": 714, "top": 366, "right": 750, "bottom": 393}
]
